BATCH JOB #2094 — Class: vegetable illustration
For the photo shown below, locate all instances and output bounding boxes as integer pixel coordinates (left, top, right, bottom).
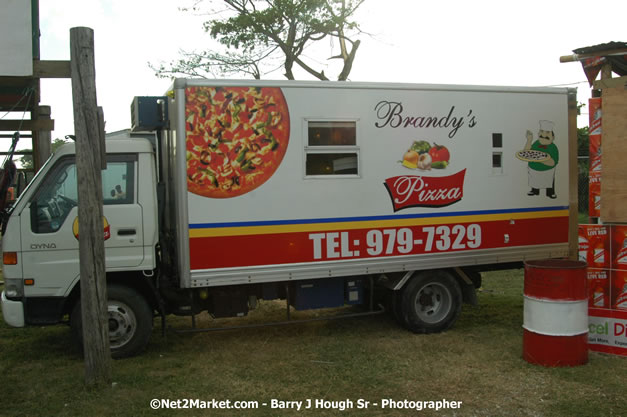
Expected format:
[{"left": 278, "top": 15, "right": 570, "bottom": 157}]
[
  {"left": 429, "top": 143, "right": 450, "bottom": 163},
  {"left": 402, "top": 150, "right": 419, "bottom": 169},
  {"left": 400, "top": 140, "right": 449, "bottom": 171},
  {"left": 410, "top": 140, "right": 431, "bottom": 154},
  {"left": 417, "top": 153, "right": 432, "bottom": 170}
]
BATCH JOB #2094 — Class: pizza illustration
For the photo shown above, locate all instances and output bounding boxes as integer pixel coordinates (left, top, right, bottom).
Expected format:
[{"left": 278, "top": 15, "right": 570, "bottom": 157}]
[
  {"left": 515, "top": 149, "right": 549, "bottom": 163},
  {"left": 185, "top": 86, "right": 290, "bottom": 198}
]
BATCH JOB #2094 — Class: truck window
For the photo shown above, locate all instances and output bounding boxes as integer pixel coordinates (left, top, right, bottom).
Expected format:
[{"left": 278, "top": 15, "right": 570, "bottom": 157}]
[
  {"left": 30, "top": 155, "right": 136, "bottom": 234},
  {"left": 31, "top": 160, "right": 78, "bottom": 234},
  {"left": 103, "top": 161, "right": 135, "bottom": 206},
  {"left": 305, "top": 121, "right": 359, "bottom": 177}
]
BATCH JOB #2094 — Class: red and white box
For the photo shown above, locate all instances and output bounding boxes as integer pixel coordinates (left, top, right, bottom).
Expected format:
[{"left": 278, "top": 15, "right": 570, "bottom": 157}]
[
  {"left": 580, "top": 224, "right": 627, "bottom": 356},
  {"left": 587, "top": 269, "right": 610, "bottom": 309},
  {"left": 588, "top": 309, "right": 627, "bottom": 356},
  {"left": 588, "top": 171, "right": 602, "bottom": 219},
  {"left": 589, "top": 134, "right": 601, "bottom": 173},
  {"left": 589, "top": 97, "right": 602, "bottom": 136},
  {"left": 588, "top": 97, "right": 602, "bottom": 219}
]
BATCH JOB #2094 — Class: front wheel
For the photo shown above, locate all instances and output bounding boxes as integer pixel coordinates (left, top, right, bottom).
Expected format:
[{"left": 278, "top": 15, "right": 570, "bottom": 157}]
[
  {"left": 71, "top": 284, "right": 153, "bottom": 359},
  {"left": 401, "top": 270, "right": 462, "bottom": 334}
]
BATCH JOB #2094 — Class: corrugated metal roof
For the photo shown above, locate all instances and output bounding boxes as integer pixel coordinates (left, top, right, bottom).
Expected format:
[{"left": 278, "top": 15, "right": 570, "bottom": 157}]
[
  {"left": 573, "top": 42, "right": 627, "bottom": 77},
  {"left": 573, "top": 41, "right": 627, "bottom": 54}
]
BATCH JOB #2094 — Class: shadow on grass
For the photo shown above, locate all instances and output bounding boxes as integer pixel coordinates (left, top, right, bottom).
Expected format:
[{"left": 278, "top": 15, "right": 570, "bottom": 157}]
[{"left": 0, "top": 322, "right": 81, "bottom": 361}]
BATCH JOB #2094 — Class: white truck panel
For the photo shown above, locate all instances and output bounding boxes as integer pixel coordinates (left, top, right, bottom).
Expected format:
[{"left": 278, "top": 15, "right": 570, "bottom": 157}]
[{"left": 167, "top": 80, "right": 573, "bottom": 288}]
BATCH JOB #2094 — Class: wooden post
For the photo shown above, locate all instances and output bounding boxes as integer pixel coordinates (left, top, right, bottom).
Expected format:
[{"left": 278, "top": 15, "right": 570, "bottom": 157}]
[
  {"left": 70, "top": 26, "right": 111, "bottom": 387},
  {"left": 34, "top": 105, "right": 52, "bottom": 171},
  {"left": 601, "top": 63, "right": 613, "bottom": 80},
  {"left": 567, "top": 90, "right": 579, "bottom": 260}
]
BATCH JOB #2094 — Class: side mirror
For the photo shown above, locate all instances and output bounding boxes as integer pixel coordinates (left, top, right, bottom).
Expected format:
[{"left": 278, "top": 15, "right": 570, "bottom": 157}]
[{"left": 29, "top": 200, "right": 39, "bottom": 234}]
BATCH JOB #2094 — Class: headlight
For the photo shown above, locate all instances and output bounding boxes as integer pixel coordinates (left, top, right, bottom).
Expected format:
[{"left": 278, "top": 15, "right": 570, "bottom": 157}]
[{"left": 4, "top": 278, "right": 24, "bottom": 299}]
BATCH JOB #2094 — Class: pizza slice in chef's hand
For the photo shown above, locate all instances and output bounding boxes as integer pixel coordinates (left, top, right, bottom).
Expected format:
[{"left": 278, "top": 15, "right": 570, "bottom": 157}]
[{"left": 515, "top": 149, "right": 550, "bottom": 163}]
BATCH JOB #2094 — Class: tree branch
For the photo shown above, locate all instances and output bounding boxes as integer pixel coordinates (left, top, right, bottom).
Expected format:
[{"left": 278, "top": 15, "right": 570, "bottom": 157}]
[
  {"left": 293, "top": 56, "right": 329, "bottom": 81},
  {"left": 337, "top": 39, "right": 360, "bottom": 81},
  {"left": 154, "top": 0, "right": 366, "bottom": 81}
]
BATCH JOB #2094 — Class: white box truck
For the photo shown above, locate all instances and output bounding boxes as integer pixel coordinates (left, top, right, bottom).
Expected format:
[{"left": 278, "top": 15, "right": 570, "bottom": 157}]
[{"left": 1, "top": 80, "right": 576, "bottom": 357}]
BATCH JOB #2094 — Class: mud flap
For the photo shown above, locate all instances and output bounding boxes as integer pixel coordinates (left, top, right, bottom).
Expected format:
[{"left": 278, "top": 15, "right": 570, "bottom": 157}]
[
  {"left": 453, "top": 267, "right": 480, "bottom": 306},
  {"left": 460, "top": 281, "right": 478, "bottom": 306}
]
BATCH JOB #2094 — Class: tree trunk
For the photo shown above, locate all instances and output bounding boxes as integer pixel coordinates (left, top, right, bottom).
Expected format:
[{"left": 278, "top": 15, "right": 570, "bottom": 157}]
[{"left": 284, "top": 51, "right": 295, "bottom": 80}]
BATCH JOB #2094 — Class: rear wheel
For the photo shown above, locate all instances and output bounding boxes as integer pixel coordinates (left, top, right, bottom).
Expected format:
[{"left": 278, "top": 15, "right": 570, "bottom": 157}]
[
  {"left": 401, "top": 270, "right": 462, "bottom": 333},
  {"left": 71, "top": 284, "right": 153, "bottom": 359}
]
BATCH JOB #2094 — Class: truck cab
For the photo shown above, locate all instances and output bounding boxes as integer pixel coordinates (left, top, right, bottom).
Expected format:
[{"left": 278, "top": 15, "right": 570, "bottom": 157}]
[{"left": 1, "top": 133, "right": 158, "bottom": 355}]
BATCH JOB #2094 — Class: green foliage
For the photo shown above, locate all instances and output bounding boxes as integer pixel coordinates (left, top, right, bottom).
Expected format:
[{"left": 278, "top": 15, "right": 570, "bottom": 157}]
[
  {"left": 208, "top": 0, "right": 339, "bottom": 51},
  {"left": 153, "top": 0, "right": 366, "bottom": 80},
  {"left": 577, "top": 126, "right": 589, "bottom": 157},
  {"left": 17, "top": 138, "right": 68, "bottom": 170}
]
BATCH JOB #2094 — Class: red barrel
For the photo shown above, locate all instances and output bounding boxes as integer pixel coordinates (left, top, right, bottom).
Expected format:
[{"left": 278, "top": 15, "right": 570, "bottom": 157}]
[{"left": 523, "top": 259, "right": 588, "bottom": 367}]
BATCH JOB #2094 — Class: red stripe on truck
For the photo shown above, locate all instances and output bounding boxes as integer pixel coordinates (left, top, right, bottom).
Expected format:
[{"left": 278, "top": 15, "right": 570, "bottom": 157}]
[{"left": 189, "top": 216, "right": 569, "bottom": 270}]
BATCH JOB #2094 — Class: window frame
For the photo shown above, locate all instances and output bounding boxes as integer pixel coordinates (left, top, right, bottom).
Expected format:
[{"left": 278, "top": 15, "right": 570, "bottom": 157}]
[
  {"left": 303, "top": 118, "right": 361, "bottom": 179},
  {"left": 491, "top": 132, "right": 504, "bottom": 176},
  {"left": 102, "top": 156, "right": 137, "bottom": 206},
  {"left": 29, "top": 154, "right": 137, "bottom": 234}
]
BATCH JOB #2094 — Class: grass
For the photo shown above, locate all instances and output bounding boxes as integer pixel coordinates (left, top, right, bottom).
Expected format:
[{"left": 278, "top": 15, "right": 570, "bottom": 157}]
[{"left": 1, "top": 270, "right": 626, "bottom": 417}]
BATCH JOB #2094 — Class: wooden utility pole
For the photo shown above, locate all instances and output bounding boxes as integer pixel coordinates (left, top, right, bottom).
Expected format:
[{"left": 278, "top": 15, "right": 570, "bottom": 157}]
[
  {"left": 34, "top": 105, "right": 52, "bottom": 169},
  {"left": 70, "top": 26, "right": 111, "bottom": 387}
]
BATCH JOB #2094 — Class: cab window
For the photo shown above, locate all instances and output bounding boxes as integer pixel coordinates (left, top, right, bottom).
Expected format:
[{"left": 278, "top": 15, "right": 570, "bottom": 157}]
[{"left": 30, "top": 155, "right": 136, "bottom": 234}]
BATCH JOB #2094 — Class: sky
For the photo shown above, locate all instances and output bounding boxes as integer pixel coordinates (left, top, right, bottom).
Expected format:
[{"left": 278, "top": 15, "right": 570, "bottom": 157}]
[{"left": 13, "top": 0, "right": 627, "bottom": 145}]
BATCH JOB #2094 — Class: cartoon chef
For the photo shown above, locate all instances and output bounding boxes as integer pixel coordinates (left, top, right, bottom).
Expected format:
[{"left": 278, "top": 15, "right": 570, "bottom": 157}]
[{"left": 524, "top": 120, "right": 559, "bottom": 199}]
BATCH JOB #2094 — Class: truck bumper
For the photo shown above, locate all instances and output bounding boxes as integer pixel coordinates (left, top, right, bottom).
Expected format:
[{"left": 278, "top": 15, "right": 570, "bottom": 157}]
[{"left": 1, "top": 291, "right": 25, "bottom": 327}]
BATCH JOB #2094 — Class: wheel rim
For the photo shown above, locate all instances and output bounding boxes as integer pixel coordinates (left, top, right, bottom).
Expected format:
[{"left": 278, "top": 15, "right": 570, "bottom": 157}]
[
  {"left": 413, "top": 282, "right": 452, "bottom": 324},
  {"left": 108, "top": 300, "right": 137, "bottom": 349}
]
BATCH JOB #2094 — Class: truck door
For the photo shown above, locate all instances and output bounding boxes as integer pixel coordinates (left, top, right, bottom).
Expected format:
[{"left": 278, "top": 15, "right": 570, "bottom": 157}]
[{"left": 19, "top": 154, "right": 144, "bottom": 297}]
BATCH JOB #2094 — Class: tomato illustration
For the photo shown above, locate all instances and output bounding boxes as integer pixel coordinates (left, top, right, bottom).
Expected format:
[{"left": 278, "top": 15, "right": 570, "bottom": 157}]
[
  {"left": 429, "top": 143, "right": 450, "bottom": 162},
  {"left": 428, "top": 143, "right": 450, "bottom": 169}
]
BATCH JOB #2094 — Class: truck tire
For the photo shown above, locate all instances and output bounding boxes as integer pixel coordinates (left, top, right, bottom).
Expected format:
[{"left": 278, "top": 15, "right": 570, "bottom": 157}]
[
  {"left": 401, "top": 270, "right": 462, "bottom": 334},
  {"left": 70, "top": 284, "right": 153, "bottom": 359}
]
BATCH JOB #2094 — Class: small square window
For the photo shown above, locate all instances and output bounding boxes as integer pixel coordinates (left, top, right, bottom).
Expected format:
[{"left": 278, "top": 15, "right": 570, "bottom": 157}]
[
  {"left": 308, "top": 121, "right": 356, "bottom": 146},
  {"left": 306, "top": 121, "right": 359, "bottom": 177},
  {"left": 492, "top": 133, "right": 503, "bottom": 148},
  {"left": 306, "top": 153, "right": 358, "bottom": 175},
  {"left": 492, "top": 152, "right": 503, "bottom": 175}
]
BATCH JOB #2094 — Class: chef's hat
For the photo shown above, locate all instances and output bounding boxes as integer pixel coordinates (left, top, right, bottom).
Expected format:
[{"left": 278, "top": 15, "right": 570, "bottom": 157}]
[{"left": 539, "top": 120, "right": 554, "bottom": 131}]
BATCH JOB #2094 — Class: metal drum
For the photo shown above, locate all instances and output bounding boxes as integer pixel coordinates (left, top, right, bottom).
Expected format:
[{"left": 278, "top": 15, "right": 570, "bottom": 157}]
[{"left": 523, "top": 259, "right": 588, "bottom": 367}]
